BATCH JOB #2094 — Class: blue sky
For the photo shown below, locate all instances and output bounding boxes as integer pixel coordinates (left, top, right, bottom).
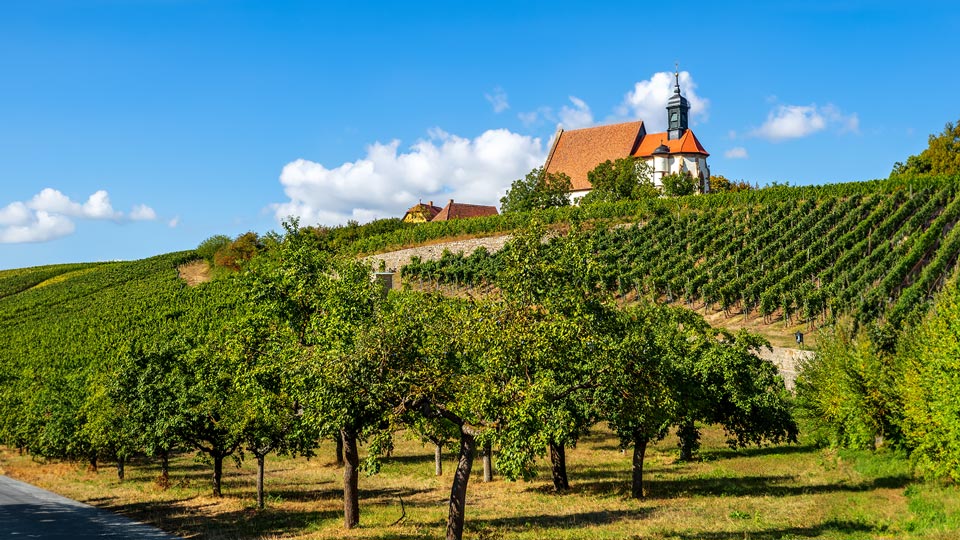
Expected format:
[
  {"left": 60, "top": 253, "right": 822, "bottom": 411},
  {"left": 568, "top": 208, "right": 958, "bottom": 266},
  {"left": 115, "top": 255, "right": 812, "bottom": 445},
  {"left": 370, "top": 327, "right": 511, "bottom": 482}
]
[{"left": 1, "top": 0, "right": 958, "bottom": 269}]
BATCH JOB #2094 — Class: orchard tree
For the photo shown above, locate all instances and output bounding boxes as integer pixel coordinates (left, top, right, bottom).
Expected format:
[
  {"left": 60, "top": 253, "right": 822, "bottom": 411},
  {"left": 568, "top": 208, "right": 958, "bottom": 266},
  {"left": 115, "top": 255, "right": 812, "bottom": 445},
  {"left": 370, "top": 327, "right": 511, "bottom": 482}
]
[
  {"left": 598, "top": 304, "right": 681, "bottom": 498},
  {"left": 222, "top": 309, "right": 321, "bottom": 509},
  {"left": 494, "top": 223, "right": 614, "bottom": 490},
  {"left": 674, "top": 329, "right": 798, "bottom": 461},
  {"left": 245, "top": 222, "right": 389, "bottom": 527},
  {"left": 500, "top": 166, "right": 572, "bottom": 213},
  {"left": 113, "top": 344, "right": 189, "bottom": 487}
]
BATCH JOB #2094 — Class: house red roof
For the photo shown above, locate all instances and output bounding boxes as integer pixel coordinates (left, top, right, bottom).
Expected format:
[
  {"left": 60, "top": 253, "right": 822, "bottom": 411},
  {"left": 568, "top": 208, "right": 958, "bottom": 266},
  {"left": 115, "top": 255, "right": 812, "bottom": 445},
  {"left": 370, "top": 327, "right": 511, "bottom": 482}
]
[
  {"left": 543, "top": 121, "right": 646, "bottom": 191},
  {"left": 542, "top": 122, "right": 709, "bottom": 191},
  {"left": 634, "top": 129, "right": 710, "bottom": 158},
  {"left": 431, "top": 199, "right": 499, "bottom": 221}
]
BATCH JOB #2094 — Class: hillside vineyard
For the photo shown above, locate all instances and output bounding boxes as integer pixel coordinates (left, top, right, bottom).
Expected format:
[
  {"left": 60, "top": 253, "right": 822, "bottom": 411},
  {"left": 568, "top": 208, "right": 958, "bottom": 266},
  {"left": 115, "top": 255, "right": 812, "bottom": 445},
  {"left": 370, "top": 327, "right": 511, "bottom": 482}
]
[{"left": 402, "top": 177, "right": 960, "bottom": 328}]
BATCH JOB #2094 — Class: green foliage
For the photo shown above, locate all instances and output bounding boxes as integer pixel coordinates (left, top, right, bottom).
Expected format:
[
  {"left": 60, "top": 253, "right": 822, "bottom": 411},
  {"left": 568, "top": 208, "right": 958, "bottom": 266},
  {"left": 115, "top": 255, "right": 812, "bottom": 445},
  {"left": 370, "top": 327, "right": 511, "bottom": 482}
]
[
  {"left": 898, "top": 278, "right": 960, "bottom": 481},
  {"left": 795, "top": 322, "right": 901, "bottom": 450},
  {"left": 499, "top": 167, "right": 572, "bottom": 213},
  {"left": 708, "top": 174, "right": 753, "bottom": 193},
  {"left": 580, "top": 157, "right": 658, "bottom": 204},
  {"left": 661, "top": 171, "right": 698, "bottom": 196},
  {"left": 213, "top": 231, "right": 263, "bottom": 270},
  {"left": 196, "top": 235, "right": 232, "bottom": 264},
  {"left": 892, "top": 119, "right": 960, "bottom": 178}
]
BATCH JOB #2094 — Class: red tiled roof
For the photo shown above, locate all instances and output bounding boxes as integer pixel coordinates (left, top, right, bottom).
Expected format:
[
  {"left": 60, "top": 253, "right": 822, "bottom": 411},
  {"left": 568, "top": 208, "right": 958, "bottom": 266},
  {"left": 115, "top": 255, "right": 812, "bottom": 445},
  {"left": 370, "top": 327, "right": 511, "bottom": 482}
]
[
  {"left": 634, "top": 130, "right": 710, "bottom": 157},
  {"left": 431, "top": 200, "right": 499, "bottom": 221},
  {"left": 543, "top": 121, "right": 646, "bottom": 191}
]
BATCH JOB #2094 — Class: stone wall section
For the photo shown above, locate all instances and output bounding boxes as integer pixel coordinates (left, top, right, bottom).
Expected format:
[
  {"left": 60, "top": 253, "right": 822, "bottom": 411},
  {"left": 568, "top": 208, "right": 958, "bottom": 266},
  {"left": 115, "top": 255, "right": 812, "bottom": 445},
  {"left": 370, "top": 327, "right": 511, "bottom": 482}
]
[
  {"left": 756, "top": 346, "right": 814, "bottom": 390},
  {"left": 364, "top": 235, "right": 512, "bottom": 275}
]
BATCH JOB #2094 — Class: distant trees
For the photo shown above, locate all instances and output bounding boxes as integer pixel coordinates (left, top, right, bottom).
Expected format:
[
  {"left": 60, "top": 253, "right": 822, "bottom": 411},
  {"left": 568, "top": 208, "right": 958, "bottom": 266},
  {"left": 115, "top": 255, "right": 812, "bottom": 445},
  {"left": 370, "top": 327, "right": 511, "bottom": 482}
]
[
  {"left": 708, "top": 174, "right": 753, "bottom": 193},
  {"left": 499, "top": 166, "right": 572, "bottom": 213},
  {"left": 891, "top": 119, "right": 960, "bottom": 177}
]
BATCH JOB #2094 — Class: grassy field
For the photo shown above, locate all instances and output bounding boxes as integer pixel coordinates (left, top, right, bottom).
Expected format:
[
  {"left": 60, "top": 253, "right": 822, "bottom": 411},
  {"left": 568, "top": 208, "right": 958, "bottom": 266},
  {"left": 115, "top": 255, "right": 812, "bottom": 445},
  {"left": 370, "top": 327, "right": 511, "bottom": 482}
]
[{"left": 1, "top": 426, "right": 958, "bottom": 540}]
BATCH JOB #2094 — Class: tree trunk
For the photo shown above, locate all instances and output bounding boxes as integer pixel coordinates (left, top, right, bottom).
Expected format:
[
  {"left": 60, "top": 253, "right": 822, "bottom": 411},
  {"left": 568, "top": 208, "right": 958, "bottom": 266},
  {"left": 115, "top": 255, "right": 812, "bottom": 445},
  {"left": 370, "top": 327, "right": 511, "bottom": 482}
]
[
  {"left": 160, "top": 450, "right": 170, "bottom": 488},
  {"left": 549, "top": 441, "right": 569, "bottom": 491},
  {"left": 677, "top": 417, "right": 700, "bottom": 462},
  {"left": 482, "top": 441, "right": 493, "bottom": 482},
  {"left": 435, "top": 443, "right": 443, "bottom": 476},
  {"left": 256, "top": 453, "right": 266, "bottom": 510},
  {"left": 116, "top": 456, "right": 125, "bottom": 482},
  {"left": 446, "top": 429, "right": 476, "bottom": 540},
  {"left": 342, "top": 428, "right": 360, "bottom": 529},
  {"left": 88, "top": 455, "right": 98, "bottom": 473},
  {"left": 631, "top": 436, "right": 648, "bottom": 499},
  {"left": 335, "top": 435, "right": 345, "bottom": 468},
  {"left": 212, "top": 454, "right": 224, "bottom": 497}
]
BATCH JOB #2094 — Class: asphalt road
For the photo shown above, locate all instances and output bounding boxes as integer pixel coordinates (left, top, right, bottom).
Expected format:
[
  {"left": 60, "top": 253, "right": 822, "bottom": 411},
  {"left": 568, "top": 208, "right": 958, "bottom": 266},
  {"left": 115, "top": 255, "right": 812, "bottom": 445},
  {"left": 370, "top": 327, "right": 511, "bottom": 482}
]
[{"left": 0, "top": 474, "right": 179, "bottom": 539}]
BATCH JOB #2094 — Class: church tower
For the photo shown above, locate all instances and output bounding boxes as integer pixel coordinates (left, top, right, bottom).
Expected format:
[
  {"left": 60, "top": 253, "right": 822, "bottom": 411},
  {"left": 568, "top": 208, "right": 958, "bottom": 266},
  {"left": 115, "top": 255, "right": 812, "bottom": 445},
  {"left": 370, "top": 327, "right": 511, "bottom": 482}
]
[{"left": 666, "top": 67, "right": 690, "bottom": 141}]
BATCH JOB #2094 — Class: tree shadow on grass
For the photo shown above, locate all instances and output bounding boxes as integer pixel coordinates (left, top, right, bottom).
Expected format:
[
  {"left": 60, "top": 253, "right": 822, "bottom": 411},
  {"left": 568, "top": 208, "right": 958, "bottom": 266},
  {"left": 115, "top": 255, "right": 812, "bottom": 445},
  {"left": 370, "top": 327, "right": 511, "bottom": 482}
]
[
  {"left": 103, "top": 499, "right": 341, "bottom": 539},
  {"left": 266, "top": 486, "right": 434, "bottom": 506},
  {"left": 699, "top": 443, "right": 817, "bottom": 460},
  {"left": 662, "top": 518, "right": 876, "bottom": 539},
  {"left": 473, "top": 508, "right": 651, "bottom": 531},
  {"left": 572, "top": 472, "right": 912, "bottom": 500}
]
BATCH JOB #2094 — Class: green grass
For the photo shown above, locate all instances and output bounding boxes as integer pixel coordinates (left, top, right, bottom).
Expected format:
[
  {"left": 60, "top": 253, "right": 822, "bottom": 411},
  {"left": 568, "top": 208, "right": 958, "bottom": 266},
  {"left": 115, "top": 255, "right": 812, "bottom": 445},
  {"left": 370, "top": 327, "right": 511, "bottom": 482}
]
[{"left": 3, "top": 425, "right": 958, "bottom": 539}]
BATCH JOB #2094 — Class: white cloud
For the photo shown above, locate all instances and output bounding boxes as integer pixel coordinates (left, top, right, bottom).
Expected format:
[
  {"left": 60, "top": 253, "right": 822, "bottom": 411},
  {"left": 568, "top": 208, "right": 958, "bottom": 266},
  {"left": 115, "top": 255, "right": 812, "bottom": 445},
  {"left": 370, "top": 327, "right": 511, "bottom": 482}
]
[
  {"left": 168, "top": 216, "right": 180, "bottom": 228},
  {"left": 0, "top": 211, "right": 75, "bottom": 243},
  {"left": 272, "top": 128, "right": 545, "bottom": 226},
  {"left": 559, "top": 96, "right": 594, "bottom": 129},
  {"left": 485, "top": 87, "right": 509, "bottom": 113},
  {"left": 27, "top": 188, "right": 122, "bottom": 220},
  {"left": 724, "top": 147, "right": 749, "bottom": 159},
  {"left": 0, "top": 188, "right": 157, "bottom": 244},
  {"left": 129, "top": 204, "right": 157, "bottom": 221},
  {"left": 616, "top": 71, "right": 710, "bottom": 132},
  {"left": 753, "top": 103, "right": 859, "bottom": 141},
  {"left": 0, "top": 202, "right": 31, "bottom": 226}
]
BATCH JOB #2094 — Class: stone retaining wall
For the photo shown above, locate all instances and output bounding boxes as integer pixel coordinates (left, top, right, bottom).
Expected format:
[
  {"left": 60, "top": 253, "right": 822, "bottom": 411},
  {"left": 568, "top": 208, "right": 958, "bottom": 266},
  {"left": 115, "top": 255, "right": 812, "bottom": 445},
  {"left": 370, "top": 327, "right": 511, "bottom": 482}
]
[{"left": 364, "top": 235, "right": 511, "bottom": 274}]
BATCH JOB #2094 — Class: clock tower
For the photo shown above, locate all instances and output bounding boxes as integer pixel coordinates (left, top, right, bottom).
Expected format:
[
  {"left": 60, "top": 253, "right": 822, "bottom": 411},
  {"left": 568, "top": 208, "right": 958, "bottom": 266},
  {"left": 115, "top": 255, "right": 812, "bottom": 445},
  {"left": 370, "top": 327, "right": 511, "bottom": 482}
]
[{"left": 666, "top": 67, "right": 690, "bottom": 141}]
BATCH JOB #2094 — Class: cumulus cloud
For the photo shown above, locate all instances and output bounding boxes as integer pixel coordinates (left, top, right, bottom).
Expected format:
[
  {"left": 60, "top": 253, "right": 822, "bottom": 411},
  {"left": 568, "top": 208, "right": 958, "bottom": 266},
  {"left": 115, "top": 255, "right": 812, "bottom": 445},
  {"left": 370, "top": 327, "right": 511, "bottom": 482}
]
[
  {"left": 0, "top": 188, "right": 158, "bottom": 244},
  {"left": 559, "top": 96, "right": 594, "bottom": 129},
  {"left": 130, "top": 204, "right": 157, "bottom": 221},
  {"left": 485, "top": 87, "right": 509, "bottom": 113},
  {"left": 753, "top": 103, "right": 859, "bottom": 141},
  {"left": 616, "top": 71, "right": 710, "bottom": 132},
  {"left": 724, "top": 147, "right": 749, "bottom": 159},
  {"left": 0, "top": 202, "right": 32, "bottom": 226},
  {"left": 272, "top": 128, "right": 545, "bottom": 226},
  {"left": 0, "top": 211, "right": 76, "bottom": 243}
]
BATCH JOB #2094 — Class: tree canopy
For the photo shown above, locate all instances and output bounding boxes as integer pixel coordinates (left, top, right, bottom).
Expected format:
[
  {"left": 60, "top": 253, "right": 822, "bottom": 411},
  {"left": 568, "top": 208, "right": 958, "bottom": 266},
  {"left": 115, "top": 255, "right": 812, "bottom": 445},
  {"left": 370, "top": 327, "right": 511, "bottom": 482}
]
[
  {"left": 499, "top": 166, "right": 572, "bottom": 213},
  {"left": 580, "top": 157, "right": 658, "bottom": 204},
  {"left": 891, "top": 119, "right": 960, "bottom": 177}
]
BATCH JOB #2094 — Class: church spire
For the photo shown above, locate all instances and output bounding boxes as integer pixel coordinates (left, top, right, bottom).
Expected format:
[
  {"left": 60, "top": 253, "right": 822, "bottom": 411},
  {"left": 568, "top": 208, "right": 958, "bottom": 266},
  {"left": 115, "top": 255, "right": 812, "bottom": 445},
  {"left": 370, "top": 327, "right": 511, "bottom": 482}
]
[{"left": 666, "top": 63, "right": 690, "bottom": 141}]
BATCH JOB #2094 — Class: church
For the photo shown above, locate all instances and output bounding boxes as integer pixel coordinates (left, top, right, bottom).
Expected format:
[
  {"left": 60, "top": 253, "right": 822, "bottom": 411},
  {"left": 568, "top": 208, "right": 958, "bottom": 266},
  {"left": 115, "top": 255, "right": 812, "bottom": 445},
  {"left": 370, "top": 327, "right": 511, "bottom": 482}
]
[{"left": 543, "top": 70, "right": 710, "bottom": 200}]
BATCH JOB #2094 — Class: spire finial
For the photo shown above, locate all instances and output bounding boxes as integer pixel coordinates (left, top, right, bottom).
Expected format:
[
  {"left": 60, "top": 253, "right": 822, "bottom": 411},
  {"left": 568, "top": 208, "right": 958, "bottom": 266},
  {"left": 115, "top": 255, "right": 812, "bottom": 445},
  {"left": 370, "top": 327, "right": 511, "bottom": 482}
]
[{"left": 674, "top": 62, "right": 681, "bottom": 93}]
